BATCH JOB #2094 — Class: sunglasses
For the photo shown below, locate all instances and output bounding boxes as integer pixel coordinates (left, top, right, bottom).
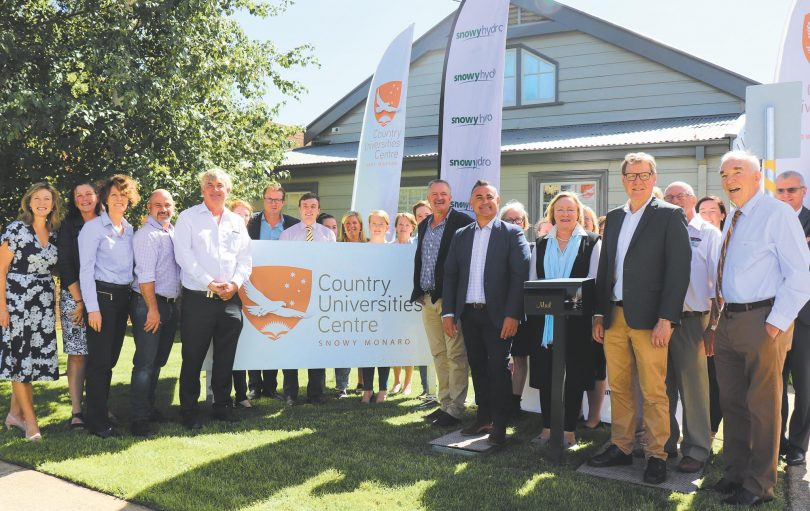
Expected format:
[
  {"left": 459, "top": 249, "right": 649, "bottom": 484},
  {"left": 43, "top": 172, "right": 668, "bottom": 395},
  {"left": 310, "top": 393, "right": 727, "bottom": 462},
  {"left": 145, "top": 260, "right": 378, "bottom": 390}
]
[{"left": 776, "top": 187, "right": 805, "bottom": 194}]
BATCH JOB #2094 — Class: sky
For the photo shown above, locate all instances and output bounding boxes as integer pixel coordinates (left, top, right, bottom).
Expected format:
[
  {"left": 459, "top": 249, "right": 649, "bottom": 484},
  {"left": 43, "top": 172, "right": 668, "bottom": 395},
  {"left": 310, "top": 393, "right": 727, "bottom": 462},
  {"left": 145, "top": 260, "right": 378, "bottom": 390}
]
[{"left": 235, "top": 0, "right": 796, "bottom": 127}]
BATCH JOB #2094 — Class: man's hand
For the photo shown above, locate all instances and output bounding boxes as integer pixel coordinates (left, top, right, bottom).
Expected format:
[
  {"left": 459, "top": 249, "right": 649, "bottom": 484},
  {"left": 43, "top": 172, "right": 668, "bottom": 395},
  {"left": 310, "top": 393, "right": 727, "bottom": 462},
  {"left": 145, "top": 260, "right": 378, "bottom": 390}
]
[
  {"left": 208, "top": 281, "right": 229, "bottom": 299},
  {"left": 702, "top": 328, "right": 715, "bottom": 357},
  {"left": 217, "top": 282, "right": 238, "bottom": 301},
  {"left": 651, "top": 318, "right": 673, "bottom": 347},
  {"left": 442, "top": 316, "right": 457, "bottom": 338},
  {"left": 500, "top": 317, "right": 519, "bottom": 340},
  {"left": 144, "top": 307, "right": 161, "bottom": 334},
  {"left": 88, "top": 311, "right": 102, "bottom": 332},
  {"left": 592, "top": 316, "right": 604, "bottom": 344},
  {"left": 765, "top": 322, "right": 781, "bottom": 341}
]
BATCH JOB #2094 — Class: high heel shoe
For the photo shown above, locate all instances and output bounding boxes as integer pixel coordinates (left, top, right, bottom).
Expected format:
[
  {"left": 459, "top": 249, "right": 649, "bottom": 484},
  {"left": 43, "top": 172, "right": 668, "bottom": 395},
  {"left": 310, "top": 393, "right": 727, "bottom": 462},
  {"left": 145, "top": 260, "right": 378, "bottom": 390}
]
[
  {"left": 5, "top": 413, "right": 25, "bottom": 433},
  {"left": 24, "top": 422, "right": 42, "bottom": 442}
]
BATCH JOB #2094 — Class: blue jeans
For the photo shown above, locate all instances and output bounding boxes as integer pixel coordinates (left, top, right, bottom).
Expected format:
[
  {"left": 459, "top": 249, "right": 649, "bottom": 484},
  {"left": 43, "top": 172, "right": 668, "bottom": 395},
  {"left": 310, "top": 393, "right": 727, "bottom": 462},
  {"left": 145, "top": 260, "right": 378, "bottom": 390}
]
[
  {"left": 419, "top": 365, "right": 429, "bottom": 393},
  {"left": 130, "top": 293, "right": 178, "bottom": 420},
  {"left": 335, "top": 368, "right": 350, "bottom": 391}
]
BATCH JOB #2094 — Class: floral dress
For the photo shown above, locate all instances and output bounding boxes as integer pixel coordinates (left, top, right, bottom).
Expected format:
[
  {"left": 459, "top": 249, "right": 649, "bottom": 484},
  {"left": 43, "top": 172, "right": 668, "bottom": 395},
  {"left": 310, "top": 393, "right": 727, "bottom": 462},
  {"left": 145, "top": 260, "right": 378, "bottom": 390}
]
[{"left": 0, "top": 221, "right": 59, "bottom": 382}]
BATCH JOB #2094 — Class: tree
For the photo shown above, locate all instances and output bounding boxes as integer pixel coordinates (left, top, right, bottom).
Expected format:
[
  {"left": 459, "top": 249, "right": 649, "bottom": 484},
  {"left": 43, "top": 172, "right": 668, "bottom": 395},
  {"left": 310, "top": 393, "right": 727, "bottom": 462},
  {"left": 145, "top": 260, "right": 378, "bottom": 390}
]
[{"left": 0, "top": 0, "right": 314, "bottom": 226}]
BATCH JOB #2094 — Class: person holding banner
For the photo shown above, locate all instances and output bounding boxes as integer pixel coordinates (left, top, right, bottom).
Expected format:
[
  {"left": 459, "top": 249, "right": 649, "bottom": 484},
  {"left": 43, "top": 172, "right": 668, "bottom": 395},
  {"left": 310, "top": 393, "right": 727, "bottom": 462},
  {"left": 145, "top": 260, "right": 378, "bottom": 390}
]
[
  {"left": 280, "top": 192, "right": 336, "bottom": 405},
  {"left": 174, "top": 168, "right": 252, "bottom": 429},
  {"left": 442, "top": 180, "right": 530, "bottom": 445},
  {"left": 390, "top": 212, "right": 417, "bottom": 395},
  {"left": 411, "top": 180, "right": 473, "bottom": 427},
  {"left": 336, "top": 210, "right": 366, "bottom": 396}
]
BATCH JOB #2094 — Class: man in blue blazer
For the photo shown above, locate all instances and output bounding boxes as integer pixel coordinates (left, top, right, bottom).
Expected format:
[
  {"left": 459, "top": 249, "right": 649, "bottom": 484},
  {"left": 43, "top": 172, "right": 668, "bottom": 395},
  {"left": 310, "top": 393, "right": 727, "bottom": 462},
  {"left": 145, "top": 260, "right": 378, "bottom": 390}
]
[{"left": 442, "top": 180, "right": 531, "bottom": 445}]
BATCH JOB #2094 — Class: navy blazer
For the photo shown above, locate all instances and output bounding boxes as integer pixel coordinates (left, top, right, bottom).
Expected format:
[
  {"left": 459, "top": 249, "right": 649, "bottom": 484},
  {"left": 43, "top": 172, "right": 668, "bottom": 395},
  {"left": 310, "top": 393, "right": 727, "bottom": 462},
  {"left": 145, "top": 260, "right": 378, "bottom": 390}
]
[
  {"left": 797, "top": 206, "right": 810, "bottom": 325},
  {"left": 410, "top": 208, "right": 474, "bottom": 303},
  {"left": 246, "top": 212, "right": 300, "bottom": 240},
  {"left": 595, "top": 197, "right": 691, "bottom": 330},
  {"left": 441, "top": 218, "right": 531, "bottom": 329}
]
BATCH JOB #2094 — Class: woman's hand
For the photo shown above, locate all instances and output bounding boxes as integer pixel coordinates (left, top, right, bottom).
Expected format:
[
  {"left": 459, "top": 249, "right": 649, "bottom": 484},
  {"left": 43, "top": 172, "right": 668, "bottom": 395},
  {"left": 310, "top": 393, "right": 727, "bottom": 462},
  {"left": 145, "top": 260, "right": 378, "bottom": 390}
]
[
  {"left": 71, "top": 300, "right": 85, "bottom": 326},
  {"left": 0, "top": 307, "right": 9, "bottom": 328}
]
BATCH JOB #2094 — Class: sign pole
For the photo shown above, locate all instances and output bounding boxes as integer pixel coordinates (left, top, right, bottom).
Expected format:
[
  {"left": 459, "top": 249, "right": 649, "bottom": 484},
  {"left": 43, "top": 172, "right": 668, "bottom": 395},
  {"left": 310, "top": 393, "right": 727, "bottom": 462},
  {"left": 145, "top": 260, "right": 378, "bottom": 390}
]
[{"left": 764, "top": 106, "right": 777, "bottom": 196}]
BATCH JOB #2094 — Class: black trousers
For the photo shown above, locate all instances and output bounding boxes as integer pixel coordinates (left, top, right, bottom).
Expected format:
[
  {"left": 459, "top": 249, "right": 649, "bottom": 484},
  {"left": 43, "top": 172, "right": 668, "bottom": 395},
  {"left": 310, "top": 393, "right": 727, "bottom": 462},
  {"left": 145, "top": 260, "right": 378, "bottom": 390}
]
[
  {"left": 782, "top": 320, "right": 810, "bottom": 452},
  {"left": 232, "top": 370, "right": 248, "bottom": 402},
  {"left": 248, "top": 369, "right": 279, "bottom": 396},
  {"left": 460, "top": 305, "right": 512, "bottom": 428},
  {"left": 535, "top": 346, "right": 584, "bottom": 432},
  {"left": 85, "top": 282, "right": 131, "bottom": 432},
  {"left": 179, "top": 289, "right": 243, "bottom": 414},
  {"left": 282, "top": 368, "right": 325, "bottom": 399},
  {"left": 708, "top": 356, "right": 723, "bottom": 433},
  {"left": 361, "top": 367, "right": 390, "bottom": 391}
]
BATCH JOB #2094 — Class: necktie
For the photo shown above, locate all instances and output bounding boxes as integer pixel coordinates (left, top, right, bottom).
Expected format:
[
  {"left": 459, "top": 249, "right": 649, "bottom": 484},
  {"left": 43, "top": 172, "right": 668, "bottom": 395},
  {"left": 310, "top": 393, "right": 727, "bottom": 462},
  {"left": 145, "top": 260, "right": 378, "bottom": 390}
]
[
  {"left": 715, "top": 209, "right": 742, "bottom": 304},
  {"left": 306, "top": 225, "right": 314, "bottom": 241}
]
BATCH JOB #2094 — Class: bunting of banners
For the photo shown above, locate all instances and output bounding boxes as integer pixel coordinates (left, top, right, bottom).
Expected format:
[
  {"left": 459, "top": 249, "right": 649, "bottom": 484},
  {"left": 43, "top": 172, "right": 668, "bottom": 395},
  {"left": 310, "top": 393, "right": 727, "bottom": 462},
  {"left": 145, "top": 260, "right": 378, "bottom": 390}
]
[
  {"left": 231, "top": 241, "right": 431, "bottom": 369},
  {"left": 350, "top": 24, "right": 414, "bottom": 238},
  {"left": 775, "top": 0, "right": 810, "bottom": 207},
  {"left": 439, "top": 0, "right": 509, "bottom": 215}
]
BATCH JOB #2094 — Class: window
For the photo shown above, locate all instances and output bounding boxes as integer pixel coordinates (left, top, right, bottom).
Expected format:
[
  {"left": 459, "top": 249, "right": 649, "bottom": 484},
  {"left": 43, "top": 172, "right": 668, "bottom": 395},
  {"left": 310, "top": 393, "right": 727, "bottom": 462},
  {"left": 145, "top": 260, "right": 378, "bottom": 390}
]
[
  {"left": 398, "top": 186, "right": 428, "bottom": 213},
  {"left": 503, "top": 47, "right": 558, "bottom": 108}
]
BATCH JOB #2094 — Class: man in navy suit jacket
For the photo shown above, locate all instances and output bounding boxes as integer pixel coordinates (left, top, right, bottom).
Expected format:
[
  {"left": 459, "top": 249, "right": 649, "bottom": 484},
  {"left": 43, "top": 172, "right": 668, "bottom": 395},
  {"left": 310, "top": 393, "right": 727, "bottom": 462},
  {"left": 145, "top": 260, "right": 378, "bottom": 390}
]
[{"left": 442, "top": 180, "right": 530, "bottom": 445}]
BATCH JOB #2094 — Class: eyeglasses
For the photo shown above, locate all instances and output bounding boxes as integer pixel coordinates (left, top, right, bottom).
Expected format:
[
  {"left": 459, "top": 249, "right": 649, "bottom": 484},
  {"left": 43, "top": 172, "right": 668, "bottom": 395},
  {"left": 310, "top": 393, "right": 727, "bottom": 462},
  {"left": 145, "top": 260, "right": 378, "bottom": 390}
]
[
  {"left": 264, "top": 198, "right": 283, "bottom": 203},
  {"left": 664, "top": 193, "right": 692, "bottom": 201},
  {"left": 503, "top": 216, "right": 523, "bottom": 225},
  {"left": 776, "top": 187, "right": 805, "bottom": 194},
  {"left": 623, "top": 172, "right": 653, "bottom": 182}
]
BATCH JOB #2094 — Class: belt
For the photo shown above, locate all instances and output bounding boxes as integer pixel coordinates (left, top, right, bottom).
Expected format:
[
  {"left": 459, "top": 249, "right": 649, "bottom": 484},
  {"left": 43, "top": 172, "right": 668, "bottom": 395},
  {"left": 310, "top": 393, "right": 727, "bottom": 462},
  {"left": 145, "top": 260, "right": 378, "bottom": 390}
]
[
  {"left": 183, "top": 287, "right": 223, "bottom": 300},
  {"left": 465, "top": 303, "right": 486, "bottom": 309},
  {"left": 681, "top": 310, "right": 707, "bottom": 318},
  {"left": 96, "top": 281, "right": 131, "bottom": 291},
  {"left": 612, "top": 300, "right": 623, "bottom": 307},
  {"left": 724, "top": 298, "right": 774, "bottom": 313},
  {"left": 156, "top": 295, "right": 178, "bottom": 304}
]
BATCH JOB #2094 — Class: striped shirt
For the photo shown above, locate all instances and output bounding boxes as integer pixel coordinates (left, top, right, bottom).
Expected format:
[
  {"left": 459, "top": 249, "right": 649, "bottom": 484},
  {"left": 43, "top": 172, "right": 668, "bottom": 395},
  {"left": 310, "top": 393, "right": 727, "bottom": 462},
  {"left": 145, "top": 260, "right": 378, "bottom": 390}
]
[
  {"left": 132, "top": 216, "right": 181, "bottom": 299},
  {"left": 465, "top": 217, "right": 494, "bottom": 304},
  {"left": 419, "top": 215, "right": 448, "bottom": 291}
]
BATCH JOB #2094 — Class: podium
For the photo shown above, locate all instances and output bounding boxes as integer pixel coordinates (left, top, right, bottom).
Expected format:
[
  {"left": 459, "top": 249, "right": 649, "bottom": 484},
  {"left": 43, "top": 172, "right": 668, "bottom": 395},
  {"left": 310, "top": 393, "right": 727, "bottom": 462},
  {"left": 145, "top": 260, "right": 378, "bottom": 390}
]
[{"left": 524, "top": 277, "right": 595, "bottom": 464}]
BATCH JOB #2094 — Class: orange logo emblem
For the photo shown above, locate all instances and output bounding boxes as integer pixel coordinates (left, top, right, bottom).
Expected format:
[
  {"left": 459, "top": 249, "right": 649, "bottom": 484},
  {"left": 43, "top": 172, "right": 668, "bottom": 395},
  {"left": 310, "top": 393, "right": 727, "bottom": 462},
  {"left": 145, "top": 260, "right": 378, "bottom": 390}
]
[
  {"left": 374, "top": 80, "right": 402, "bottom": 126},
  {"left": 804, "top": 14, "right": 810, "bottom": 64},
  {"left": 239, "top": 266, "right": 312, "bottom": 341}
]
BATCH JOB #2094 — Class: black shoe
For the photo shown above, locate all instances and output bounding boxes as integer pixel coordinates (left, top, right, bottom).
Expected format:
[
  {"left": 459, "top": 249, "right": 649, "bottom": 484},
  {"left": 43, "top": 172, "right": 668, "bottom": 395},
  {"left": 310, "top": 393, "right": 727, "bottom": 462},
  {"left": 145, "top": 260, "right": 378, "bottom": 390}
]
[
  {"left": 487, "top": 426, "right": 506, "bottom": 446},
  {"left": 92, "top": 426, "right": 120, "bottom": 439},
  {"left": 588, "top": 444, "right": 633, "bottom": 467},
  {"left": 460, "top": 420, "right": 493, "bottom": 436},
  {"left": 131, "top": 420, "right": 154, "bottom": 437},
  {"left": 780, "top": 437, "right": 789, "bottom": 455},
  {"left": 643, "top": 457, "right": 667, "bottom": 484},
  {"left": 247, "top": 389, "right": 261, "bottom": 400},
  {"left": 306, "top": 395, "right": 325, "bottom": 405},
  {"left": 666, "top": 450, "right": 679, "bottom": 460},
  {"left": 423, "top": 408, "right": 443, "bottom": 421},
  {"left": 433, "top": 412, "right": 461, "bottom": 427},
  {"left": 285, "top": 396, "right": 297, "bottom": 407},
  {"left": 212, "top": 408, "right": 239, "bottom": 422},
  {"left": 264, "top": 390, "right": 278, "bottom": 400},
  {"left": 712, "top": 477, "right": 742, "bottom": 495},
  {"left": 182, "top": 414, "right": 203, "bottom": 430},
  {"left": 336, "top": 388, "right": 350, "bottom": 399},
  {"left": 148, "top": 410, "right": 167, "bottom": 423},
  {"left": 723, "top": 487, "right": 773, "bottom": 506},
  {"left": 785, "top": 445, "right": 807, "bottom": 466}
]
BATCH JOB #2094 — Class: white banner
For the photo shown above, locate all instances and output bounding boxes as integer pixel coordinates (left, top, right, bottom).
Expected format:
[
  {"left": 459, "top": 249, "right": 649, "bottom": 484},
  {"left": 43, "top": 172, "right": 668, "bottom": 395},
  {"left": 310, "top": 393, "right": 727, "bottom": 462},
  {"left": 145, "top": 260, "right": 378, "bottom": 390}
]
[
  {"left": 775, "top": 0, "right": 810, "bottom": 207},
  {"left": 231, "top": 241, "right": 431, "bottom": 369},
  {"left": 439, "top": 0, "right": 509, "bottom": 214},
  {"left": 350, "top": 24, "right": 414, "bottom": 237}
]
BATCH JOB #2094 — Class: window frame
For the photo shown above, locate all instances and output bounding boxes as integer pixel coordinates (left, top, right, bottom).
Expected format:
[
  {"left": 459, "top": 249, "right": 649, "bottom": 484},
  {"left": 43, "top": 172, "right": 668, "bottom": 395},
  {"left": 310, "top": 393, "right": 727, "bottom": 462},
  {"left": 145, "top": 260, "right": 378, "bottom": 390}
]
[{"left": 503, "top": 44, "right": 561, "bottom": 110}]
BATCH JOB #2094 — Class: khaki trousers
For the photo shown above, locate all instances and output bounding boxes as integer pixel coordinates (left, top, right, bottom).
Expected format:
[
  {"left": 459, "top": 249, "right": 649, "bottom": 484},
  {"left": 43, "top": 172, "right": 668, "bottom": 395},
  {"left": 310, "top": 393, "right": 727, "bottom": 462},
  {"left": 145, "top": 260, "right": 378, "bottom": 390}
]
[
  {"left": 665, "top": 313, "right": 712, "bottom": 461},
  {"left": 421, "top": 295, "right": 468, "bottom": 418},
  {"left": 715, "top": 306, "right": 792, "bottom": 498},
  {"left": 604, "top": 306, "right": 670, "bottom": 460}
]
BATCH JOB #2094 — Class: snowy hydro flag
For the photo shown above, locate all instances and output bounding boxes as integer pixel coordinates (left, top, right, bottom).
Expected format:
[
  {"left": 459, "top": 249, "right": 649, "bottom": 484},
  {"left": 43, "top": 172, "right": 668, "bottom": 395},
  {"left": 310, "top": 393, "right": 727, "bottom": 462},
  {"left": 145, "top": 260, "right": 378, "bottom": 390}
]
[
  {"left": 350, "top": 24, "right": 414, "bottom": 236},
  {"left": 439, "top": 0, "right": 509, "bottom": 215},
  {"left": 775, "top": 0, "right": 810, "bottom": 208}
]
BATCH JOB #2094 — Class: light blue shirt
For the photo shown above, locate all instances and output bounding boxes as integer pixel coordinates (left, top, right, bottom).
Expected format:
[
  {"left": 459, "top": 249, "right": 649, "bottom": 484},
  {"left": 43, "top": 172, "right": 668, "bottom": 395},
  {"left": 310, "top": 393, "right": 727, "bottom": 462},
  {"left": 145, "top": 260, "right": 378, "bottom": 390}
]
[
  {"left": 612, "top": 194, "right": 654, "bottom": 301},
  {"left": 78, "top": 212, "right": 134, "bottom": 312},
  {"left": 259, "top": 215, "right": 285, "bottom": 240},
  {"left": 465, "top": 217, "right": 495, "bottom": 304},
  {"left": 279, "top": 222, "right": 336, "bottom": 242},
  {"left": 720, "top": 191, "right": 810, "bottom": 331}
]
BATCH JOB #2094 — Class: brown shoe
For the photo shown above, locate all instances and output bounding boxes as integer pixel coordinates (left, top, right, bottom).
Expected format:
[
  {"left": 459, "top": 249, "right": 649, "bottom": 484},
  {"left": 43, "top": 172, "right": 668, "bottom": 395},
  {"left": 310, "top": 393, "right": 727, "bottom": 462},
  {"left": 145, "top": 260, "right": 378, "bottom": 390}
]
[{"left": 677, "top": 455, "right": 705, "bottom": 473}]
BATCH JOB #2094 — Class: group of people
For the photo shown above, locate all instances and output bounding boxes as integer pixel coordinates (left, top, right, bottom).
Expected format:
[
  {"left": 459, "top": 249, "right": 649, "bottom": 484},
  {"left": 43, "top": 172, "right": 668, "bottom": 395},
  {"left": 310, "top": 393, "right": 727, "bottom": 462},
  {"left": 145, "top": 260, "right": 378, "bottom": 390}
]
[{"left": 1, "top": 149, "right": 809, "bottom": 507}]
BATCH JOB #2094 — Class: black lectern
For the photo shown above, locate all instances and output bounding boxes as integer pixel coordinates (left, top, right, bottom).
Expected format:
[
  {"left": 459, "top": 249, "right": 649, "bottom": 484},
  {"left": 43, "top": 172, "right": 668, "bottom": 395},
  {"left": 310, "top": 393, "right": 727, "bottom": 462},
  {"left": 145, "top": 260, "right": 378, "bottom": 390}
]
[{"left": 524, "top": 277, "right": 595, "bottom": 464}]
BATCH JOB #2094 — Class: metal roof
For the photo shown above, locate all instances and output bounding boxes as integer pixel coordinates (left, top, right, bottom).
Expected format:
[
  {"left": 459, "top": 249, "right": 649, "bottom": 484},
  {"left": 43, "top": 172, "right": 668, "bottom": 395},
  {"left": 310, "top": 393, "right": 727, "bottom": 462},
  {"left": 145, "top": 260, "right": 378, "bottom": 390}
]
[{"left": 283, "top": 114, "right": 742, "bottom": 167}]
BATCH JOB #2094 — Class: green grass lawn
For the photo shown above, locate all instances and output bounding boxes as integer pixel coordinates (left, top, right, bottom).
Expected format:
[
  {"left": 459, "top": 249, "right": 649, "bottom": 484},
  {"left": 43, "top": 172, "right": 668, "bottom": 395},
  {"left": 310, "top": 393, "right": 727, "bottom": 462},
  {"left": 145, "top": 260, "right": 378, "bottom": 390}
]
[{"left": 0, "top": 331, "right": 789, "bottom": 510}]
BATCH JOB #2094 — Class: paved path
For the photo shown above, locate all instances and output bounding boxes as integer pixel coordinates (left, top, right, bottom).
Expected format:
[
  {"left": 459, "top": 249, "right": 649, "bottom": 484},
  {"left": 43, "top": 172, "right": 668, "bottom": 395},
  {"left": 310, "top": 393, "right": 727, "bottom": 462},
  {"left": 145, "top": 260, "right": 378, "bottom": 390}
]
[{"left": 0, "top": 460, "right": 151, "bottom": 511}]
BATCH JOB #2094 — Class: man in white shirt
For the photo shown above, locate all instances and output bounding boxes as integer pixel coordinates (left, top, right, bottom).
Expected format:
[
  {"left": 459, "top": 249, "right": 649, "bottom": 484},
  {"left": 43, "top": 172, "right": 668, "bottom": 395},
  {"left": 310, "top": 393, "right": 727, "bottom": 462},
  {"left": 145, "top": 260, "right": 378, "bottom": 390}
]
[
  {"left": 279, "top": 192, "right": 336, "bottom": 404},
  {"left": 663, "top": 181, "right": 721, "bottom": 473},
  {"left": 174, "top": 168, "right": 252, "bottom": 429},
  {"left": 712, "top": 152, "right": 810, "bottom": 505}
]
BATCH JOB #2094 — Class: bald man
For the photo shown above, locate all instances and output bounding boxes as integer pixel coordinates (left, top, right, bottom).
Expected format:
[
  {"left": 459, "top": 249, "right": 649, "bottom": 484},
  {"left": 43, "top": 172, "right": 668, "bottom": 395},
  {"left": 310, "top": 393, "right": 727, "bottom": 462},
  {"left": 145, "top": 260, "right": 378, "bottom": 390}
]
[{"left": 130, "top": 189, "right": 181, "bottom": 437}]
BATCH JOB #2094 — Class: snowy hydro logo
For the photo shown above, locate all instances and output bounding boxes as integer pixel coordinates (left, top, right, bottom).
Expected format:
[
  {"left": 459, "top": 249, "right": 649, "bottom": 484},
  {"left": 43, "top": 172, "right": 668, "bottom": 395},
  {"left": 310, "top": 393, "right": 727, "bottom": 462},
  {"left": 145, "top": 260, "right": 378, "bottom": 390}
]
[
  {"left": 453, "top": 68, "right": 496, "bottom": 84},
  {"left": 454, "top": 23, "right": 505, "bottom": 41},
  {"left": 448, "top": 156, "right": 493, "bottom": 171},
  {"left": 450, "top": 113, "right": 494, "bottom": 127}
]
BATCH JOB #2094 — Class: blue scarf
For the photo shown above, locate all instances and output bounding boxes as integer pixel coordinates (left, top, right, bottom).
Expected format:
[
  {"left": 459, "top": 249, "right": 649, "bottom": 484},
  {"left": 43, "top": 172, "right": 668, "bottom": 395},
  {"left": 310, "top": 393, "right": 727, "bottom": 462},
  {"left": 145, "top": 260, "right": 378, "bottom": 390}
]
[{"left": 541, "top": 234, "right": 582, "bottom": 347}]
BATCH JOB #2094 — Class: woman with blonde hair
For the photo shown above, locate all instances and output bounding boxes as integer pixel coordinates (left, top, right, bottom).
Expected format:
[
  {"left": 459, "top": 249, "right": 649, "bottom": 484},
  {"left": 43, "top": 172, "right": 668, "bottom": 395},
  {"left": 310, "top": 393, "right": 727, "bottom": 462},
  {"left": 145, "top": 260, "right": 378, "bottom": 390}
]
[
  {"left": 338, "top": 210, "right": 367, "bottom": 394},
  {"left": 1, "top": 182, "right": 64, "bottom": 441},
  {"left": 228, "top": 199, "right": 254, "bottom": 409}
]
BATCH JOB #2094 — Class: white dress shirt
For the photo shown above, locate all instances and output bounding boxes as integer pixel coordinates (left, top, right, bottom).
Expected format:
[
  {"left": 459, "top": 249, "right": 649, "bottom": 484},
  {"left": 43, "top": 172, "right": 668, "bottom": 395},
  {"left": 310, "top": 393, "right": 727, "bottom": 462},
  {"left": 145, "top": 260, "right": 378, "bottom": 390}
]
[
  {"left": 529, "top": 224, "right": 601, "bottom": 280},
  {"left": 683, "top": 214, "right": 721, "bottom": 312},
  {"left": 173, "top": 203, "right": 252, "bottom": 291},
  {"left": 720, "top": 191, "right": 810, "bottom": 331},
  {"left": 612, "top": 194, "right": 654, "bottom": 300},
  {"left": 465, "top": 217, "right": 495, "bottom": 304},
  {"left": 279, "top": 222, "right": 336, "bottom": 242}
]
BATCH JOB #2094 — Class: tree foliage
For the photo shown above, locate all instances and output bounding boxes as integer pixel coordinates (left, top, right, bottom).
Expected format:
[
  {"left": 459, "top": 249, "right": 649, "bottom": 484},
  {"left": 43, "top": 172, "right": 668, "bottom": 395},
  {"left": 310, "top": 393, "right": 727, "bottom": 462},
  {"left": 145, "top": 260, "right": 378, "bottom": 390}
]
[{"left": 0, "top": 0, "right": 314, "bottom": 225}]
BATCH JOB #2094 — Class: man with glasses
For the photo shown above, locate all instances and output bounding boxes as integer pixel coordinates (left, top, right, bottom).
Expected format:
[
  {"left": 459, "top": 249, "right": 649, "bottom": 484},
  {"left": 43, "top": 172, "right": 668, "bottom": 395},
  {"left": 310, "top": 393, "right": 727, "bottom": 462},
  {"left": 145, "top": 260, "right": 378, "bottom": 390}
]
[
  {"left": 243, "top": 184, "right": 300, "bottom": 401},
  {"left": 775, "top": 171, "right": 810, "bottom": 467},
  {"left": 588, "top": 153, "right": 691, "bottom": 485},
  {"left": 661, "top": 181, "right": 721, "bottom": 473}
]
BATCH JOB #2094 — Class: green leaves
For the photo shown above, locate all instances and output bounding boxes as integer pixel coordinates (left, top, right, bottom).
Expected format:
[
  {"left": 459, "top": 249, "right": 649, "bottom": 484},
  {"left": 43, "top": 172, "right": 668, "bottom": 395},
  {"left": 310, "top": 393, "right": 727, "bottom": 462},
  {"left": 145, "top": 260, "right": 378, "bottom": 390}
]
[{"left": 0, "top": 0, "right": 312, "bottom": 226}]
